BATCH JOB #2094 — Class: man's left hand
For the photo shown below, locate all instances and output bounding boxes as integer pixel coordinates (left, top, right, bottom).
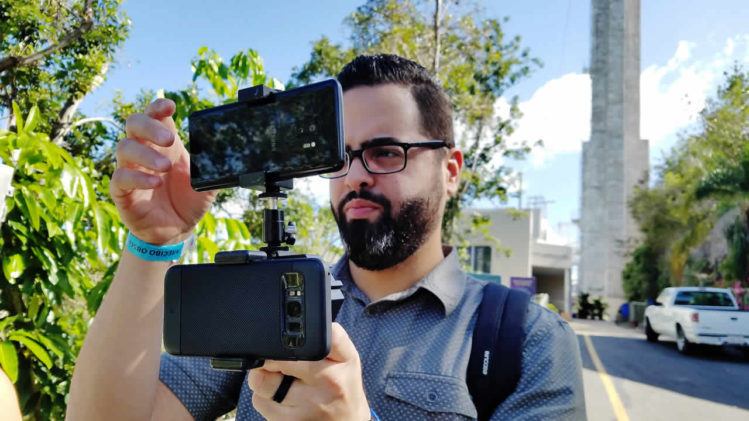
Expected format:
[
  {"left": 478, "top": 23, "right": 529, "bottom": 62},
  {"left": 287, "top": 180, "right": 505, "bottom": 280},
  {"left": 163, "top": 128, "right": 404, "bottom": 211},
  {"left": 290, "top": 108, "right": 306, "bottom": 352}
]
[{"left": 248, "top": 323, "right": 371, "bottom": 421}]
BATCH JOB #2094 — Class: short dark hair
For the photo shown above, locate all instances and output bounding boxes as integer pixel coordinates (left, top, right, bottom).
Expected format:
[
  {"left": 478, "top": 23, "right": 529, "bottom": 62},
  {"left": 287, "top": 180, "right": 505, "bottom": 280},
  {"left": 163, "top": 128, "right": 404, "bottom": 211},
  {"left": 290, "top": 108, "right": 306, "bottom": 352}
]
[{"left": 337, "top": 54, "right": 454, "bottom": 147}]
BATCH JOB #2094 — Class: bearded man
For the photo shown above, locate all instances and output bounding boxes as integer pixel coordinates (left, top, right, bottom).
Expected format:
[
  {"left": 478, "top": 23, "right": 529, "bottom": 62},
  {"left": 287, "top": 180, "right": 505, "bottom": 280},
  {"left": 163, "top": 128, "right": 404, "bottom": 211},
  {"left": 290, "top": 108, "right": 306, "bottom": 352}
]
[{"left": 68, "top": 54, "right": 585, "bottom": 420}]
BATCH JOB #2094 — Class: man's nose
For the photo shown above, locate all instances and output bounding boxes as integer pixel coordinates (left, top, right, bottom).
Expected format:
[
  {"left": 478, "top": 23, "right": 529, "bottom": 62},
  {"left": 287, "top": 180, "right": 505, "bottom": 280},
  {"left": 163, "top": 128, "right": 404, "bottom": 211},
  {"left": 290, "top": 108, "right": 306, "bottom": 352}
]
[{"left": 344, "top": 155, "right": 374, "bottom": 192}]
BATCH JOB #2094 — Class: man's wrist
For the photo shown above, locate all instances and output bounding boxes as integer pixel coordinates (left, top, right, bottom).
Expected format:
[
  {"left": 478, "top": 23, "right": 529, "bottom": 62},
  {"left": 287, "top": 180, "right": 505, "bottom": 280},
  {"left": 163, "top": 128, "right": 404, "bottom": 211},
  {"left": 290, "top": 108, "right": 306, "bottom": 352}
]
[{"left": 125, "top": 231, "right": 191, "bottom": 262}]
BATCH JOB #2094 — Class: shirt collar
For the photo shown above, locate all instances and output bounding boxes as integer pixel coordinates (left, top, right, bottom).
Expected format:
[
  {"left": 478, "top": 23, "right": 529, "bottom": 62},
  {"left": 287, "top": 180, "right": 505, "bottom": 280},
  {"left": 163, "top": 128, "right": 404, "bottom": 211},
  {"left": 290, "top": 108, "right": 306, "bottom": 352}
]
[{"left": 331, "top": 246, "right": 466, "bottom": 317}]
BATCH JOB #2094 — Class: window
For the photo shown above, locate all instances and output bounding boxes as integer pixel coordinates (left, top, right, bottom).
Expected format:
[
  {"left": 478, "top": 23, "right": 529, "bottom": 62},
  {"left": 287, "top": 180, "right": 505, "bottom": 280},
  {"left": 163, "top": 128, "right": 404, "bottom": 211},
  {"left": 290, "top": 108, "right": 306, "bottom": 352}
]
[
  {"left": 673, "top": 291, "right": 734, "bottom": 307},
  {"left": 466, "top": 246, "right": 492, "bottom": 274}
]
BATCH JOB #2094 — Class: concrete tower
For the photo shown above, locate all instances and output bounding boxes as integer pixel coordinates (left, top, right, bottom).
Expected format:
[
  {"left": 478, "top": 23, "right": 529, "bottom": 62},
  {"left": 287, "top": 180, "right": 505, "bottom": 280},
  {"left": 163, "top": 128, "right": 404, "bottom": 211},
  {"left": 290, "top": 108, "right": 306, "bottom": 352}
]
[{"left": 579, "top": 0, "right": 648, "bottom": 309}]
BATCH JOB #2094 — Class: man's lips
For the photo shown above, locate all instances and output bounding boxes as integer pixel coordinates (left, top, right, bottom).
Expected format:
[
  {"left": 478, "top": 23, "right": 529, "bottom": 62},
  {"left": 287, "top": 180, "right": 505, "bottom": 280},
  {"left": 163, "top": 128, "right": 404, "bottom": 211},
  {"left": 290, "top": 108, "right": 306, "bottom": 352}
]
[{"left": 343, "top": 199, "right": 383, "bottom": 219}]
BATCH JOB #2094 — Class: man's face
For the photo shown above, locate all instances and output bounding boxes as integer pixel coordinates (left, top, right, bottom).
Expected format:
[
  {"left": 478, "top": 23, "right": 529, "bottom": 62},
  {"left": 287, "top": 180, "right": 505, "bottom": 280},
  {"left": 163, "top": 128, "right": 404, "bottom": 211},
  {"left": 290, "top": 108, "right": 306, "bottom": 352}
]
[{"left": 329, "top": 84, "right": 457, "bottom": 270}]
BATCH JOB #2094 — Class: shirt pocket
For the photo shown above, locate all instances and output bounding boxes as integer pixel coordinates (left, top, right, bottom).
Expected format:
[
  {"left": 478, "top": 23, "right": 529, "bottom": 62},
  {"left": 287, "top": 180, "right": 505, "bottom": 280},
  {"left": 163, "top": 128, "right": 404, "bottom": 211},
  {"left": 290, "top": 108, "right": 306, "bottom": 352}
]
[{"left": 384, "top": 371, "right": 478, "bottom": 419}]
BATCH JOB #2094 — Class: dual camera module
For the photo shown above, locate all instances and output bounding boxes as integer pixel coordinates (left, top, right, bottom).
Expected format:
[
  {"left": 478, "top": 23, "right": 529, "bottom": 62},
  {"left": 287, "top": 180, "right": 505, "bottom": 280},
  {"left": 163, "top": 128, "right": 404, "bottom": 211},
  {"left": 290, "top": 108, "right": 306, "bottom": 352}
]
[{"left": 282, "top": 272, "right": 305, "bottom": 348}]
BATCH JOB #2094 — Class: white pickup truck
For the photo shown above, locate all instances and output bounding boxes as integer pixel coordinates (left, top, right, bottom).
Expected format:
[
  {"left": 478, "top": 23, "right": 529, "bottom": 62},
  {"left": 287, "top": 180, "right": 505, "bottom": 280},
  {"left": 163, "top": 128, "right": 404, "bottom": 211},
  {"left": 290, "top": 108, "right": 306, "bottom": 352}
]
[{"left": 644, "top": 287, "right": 749, "bottom": 355}]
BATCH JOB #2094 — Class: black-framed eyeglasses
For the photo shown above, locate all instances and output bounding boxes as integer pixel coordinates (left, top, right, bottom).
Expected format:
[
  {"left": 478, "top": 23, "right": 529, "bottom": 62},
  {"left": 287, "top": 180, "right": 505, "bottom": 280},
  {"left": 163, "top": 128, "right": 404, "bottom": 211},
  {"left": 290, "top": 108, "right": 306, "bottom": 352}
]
[{"left": 321, "top": 139, "right": 450, "bottom": 179}]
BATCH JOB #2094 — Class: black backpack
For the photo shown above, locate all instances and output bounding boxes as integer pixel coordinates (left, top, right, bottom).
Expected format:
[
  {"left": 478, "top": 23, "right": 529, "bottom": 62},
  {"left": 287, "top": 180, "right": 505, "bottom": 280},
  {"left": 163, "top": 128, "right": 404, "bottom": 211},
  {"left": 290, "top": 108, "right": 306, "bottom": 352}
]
[{"left": 467, "top": 282, "right": 530, "bottom": 420}]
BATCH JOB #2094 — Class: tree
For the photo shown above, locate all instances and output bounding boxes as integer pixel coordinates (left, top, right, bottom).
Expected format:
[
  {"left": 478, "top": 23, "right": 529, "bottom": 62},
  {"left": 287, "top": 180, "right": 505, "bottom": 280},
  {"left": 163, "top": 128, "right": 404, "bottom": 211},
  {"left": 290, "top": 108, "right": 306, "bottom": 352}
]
[
  {"left": 695, "top": 69, "right": 749, "bottom": 206},
  {"left": 0, "top": 2, "right": 129, "bottom": 417},
  {"left": 0, "top": 105, "right": 125, "bottom": 418},
  {"left": 719, "top": 216, "right": 749, "bottom": 283},
  {"left": 622, "top": 244, "right": 668, "bottom": 301},
  {"left": 626, "top": 67, "right": 749, "bottom": 291},
  {"left": 290, "top": 0, "right": 540, "bottom": 241},
  {"left": 0, "top": 0, "right": 130, "bottom": 151}
]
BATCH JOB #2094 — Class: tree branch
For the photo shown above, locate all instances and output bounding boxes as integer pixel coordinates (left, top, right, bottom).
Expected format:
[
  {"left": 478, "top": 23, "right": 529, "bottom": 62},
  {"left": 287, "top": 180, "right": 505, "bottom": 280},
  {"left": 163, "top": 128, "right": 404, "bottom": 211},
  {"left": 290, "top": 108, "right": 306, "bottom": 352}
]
[
  {"left": 459, "top": 120, "right": 485, "bottom": 196},
  {"left": 51, "top": 59, "right": 111, "bottom": 144},
  {"left": 70, "top": 116, "right": 124, "bottom": 132},
  {"left": 51, "top": 95, "right": 84, "bottom": 145},
  {"left": 432, "top": 0, "right": 442, "bottom": 75},
  {"left": 0, "top": 0, "right": 95, "bottom": 74}
]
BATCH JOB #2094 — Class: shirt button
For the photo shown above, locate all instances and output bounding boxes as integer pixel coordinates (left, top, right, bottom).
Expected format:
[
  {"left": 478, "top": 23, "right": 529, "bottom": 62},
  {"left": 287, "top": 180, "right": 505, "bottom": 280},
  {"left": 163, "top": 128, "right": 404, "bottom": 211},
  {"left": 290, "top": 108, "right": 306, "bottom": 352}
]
[{"left": 428, "top": 392, "right": 438, "bottom": 402}]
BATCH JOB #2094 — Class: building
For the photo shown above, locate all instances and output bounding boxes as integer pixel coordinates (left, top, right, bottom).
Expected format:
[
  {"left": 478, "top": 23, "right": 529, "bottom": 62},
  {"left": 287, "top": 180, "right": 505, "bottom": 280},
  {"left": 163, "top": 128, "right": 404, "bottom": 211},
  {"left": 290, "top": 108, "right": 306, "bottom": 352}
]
[
  {"left": 579, "top": 0, "right": 648, "bottom": 312},
  {"left": 463, "top": 207, "right": 574, "bottom": 314}
]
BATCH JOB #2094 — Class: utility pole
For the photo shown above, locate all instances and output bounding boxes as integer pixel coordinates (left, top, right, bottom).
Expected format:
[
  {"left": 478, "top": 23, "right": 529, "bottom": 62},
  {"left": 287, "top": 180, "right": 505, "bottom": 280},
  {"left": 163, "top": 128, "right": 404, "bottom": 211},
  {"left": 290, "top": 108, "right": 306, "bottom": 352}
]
[{"left": 513, "top": 172, "right": 523, "bottom": 209}]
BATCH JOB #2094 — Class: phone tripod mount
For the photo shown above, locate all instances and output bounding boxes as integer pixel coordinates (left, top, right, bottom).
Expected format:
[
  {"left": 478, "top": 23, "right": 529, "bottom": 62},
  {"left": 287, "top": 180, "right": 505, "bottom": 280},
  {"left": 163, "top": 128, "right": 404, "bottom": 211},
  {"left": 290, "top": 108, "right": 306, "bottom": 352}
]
[{"left": 207, "top": 85, "right": 343, "bottom": 371}]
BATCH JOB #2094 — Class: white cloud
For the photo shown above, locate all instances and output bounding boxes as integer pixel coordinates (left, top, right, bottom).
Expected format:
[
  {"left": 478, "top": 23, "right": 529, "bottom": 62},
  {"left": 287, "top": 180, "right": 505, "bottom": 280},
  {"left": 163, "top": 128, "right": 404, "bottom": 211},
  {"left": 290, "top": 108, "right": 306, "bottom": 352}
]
[
  {"left": 509, "top": 73, "right": 591, "bottom": 167},
  {"left": 282, "top": 34, "right": 749, "bottom": 205},
  {"left": 640, "top": 40, "right": 711, "bottom": 149},
  {"left": 506, "top": 34, "right": 749, "bottom": 167}
]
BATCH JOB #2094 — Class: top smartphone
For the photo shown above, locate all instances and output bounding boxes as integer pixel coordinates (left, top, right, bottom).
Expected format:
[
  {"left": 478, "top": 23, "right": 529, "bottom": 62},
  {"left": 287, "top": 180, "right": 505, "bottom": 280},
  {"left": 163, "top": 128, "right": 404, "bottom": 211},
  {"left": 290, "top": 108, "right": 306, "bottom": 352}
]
[{"left": 188, "top": 79, "right": 345, "bottom": 191}]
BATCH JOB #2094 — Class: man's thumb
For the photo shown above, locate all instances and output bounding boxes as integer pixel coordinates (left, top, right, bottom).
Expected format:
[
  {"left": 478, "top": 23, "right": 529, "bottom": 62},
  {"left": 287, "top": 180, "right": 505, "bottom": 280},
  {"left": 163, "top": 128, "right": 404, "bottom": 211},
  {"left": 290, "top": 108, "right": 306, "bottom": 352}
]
[{"left": 327, "top": 323, "right": 359, "bottom": 363}]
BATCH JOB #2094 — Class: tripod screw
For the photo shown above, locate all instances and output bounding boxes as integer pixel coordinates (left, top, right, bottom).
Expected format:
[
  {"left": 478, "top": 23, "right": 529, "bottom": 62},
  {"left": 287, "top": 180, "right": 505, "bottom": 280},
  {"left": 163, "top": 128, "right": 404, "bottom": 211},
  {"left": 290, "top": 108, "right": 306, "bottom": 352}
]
[
  {"left": 286, "top": 222, "right": 297, "bottom": 235},
  {"left": 285, "top": 222, "right": 297, "bottom": 245}
]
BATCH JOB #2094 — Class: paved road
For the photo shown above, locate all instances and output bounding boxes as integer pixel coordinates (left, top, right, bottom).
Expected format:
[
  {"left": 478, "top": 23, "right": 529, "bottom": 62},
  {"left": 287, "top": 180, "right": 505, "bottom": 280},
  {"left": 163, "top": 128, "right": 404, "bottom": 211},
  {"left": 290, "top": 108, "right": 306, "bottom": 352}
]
[{"left": 571, "top": 319, "right": 749, "bottom": 421}]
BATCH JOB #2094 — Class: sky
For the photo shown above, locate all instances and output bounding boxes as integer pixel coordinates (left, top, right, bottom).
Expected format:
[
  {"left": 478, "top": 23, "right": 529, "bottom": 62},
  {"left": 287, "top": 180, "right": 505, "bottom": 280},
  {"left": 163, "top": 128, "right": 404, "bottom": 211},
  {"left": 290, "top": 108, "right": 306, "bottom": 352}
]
[{"left": 80, "top": 0, "right": 749, "bottom": 246}]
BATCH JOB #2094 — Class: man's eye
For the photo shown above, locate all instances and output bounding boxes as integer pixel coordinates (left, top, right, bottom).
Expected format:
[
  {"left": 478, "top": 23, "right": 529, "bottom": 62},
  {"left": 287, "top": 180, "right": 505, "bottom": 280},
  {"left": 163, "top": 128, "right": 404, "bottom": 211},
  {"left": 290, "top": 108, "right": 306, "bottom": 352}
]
[{"left": 372, "top": 147, "right": 402, "bottom": 158}]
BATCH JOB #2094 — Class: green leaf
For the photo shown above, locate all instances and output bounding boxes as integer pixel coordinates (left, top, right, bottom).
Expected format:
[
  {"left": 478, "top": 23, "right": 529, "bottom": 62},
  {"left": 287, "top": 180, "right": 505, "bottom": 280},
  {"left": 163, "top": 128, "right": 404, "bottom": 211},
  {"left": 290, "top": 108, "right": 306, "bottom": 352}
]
[
  {"left": 197, "top": 237, "right": 219, "bottom": 263},
  {"left": 28, "top": 296, "right": 42, "bottom": 322},
  {"left": 268, "top": 78, "right": 285, "bottom": 90},
  {"left": 20, "top": 187, "right": 41, "bottom": 230},
  {"left": 199, "top": 212, "right": 217, "bottom": 235},
  {"left": 39, "top": 141, "right": 64, "bottom": 168},
  {"left": 24, "top": 106, "right": 41, "bottom": 132},
  {"left": 15, "top": 331, "right": 63, "bottom": 360},
  {"left": 60, "top": 167, "right": 77, "bottom": 198},
  {"left": 11, "top": 102, "right": 24, "bottom": 132},
  {"left": 225, "top": 218, "right": 240, "bottom": 239},
  {"left": 0, "top": 315, "right": 16, "bottom": 332},
  {"left": 0, "top": 342, "right": 18, "bottom": 383},
  {"left": 94, "top": 204, "right": 108, "bottom": 257},
  {"left": 31, "top": 247, "right": 59, "bottom": 285},
  {"left": 9, "top": 334, "right": 53, "bottom": 369},
  {"left": 2, "top": 254, "right": 26, "bottom": 283}
]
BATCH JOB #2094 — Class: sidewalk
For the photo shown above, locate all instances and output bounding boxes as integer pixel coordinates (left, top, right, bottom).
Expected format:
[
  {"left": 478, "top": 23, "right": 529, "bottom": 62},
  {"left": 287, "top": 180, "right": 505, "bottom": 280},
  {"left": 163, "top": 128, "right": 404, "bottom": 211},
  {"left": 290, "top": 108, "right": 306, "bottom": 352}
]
[{"left": 569, "top": 318, "right": 644, "bottom": 339}]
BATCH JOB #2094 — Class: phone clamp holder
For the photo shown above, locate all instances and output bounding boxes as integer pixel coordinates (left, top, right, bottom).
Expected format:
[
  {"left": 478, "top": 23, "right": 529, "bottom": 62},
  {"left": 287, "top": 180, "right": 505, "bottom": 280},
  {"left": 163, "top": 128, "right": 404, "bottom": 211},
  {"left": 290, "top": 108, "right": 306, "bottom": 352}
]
[{"left": 209, "top": 85, "right": 343, "bottom": 372}]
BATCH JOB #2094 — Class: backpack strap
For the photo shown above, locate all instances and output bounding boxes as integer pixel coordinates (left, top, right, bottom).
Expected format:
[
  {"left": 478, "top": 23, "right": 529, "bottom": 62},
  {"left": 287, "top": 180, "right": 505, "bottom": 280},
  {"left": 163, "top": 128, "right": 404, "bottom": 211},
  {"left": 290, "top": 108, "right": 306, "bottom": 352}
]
[{"left": 467, "top": 282, "right": 530, "bottom": 420}]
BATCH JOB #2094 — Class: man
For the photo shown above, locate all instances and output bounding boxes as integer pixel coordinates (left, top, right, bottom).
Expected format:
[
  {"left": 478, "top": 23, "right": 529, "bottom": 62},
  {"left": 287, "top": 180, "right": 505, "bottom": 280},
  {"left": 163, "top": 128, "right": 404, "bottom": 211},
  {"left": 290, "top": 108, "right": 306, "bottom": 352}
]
[{"left": 67, "top": 54, "right": 585, "bottom": 420}]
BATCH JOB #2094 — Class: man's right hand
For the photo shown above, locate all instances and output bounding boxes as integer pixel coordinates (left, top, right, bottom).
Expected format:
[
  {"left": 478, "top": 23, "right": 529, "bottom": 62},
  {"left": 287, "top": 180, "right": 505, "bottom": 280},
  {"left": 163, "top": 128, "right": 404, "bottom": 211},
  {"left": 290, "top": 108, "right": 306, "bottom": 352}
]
[{"left": 111, "top": 98, "right": 216, "bottom": 245}]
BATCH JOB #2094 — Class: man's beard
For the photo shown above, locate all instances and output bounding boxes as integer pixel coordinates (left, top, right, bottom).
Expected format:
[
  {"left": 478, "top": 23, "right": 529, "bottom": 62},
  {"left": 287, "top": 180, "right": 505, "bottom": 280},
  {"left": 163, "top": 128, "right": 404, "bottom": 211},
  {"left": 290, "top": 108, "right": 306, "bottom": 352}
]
[{"left": 332, "top": 188, "right": 442, "bottom": 271}]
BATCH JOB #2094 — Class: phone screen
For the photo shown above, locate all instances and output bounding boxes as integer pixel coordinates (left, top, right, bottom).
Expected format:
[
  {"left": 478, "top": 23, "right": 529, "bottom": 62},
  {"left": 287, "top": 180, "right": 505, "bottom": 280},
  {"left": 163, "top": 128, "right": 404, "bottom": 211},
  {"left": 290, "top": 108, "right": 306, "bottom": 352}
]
[{"left": 188, "top": 79, "right": 344, "bottom": 191}]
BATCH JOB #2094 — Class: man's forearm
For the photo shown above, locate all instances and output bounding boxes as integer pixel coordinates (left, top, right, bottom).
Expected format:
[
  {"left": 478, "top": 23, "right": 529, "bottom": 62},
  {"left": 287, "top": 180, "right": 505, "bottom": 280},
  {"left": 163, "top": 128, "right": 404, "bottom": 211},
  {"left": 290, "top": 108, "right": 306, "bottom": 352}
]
[{"left": 67, "top": 250, "right": 171, "bottom": 420}]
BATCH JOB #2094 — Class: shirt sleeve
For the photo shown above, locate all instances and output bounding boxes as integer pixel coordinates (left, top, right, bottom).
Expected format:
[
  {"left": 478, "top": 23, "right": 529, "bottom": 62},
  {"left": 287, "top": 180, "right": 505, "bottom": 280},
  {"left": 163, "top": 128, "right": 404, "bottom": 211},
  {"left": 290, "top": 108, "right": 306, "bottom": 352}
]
[
  {"left": 159, "top": 353, "right": 245, "bottom": 421},
  {"left": 491, "top": 304, "right": 587, "bottom": 421}
]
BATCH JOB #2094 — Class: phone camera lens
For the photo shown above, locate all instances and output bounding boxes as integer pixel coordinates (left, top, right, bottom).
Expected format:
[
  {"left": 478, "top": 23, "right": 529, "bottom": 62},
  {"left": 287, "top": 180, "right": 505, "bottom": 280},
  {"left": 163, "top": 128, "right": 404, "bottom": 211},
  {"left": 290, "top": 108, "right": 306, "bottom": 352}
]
[{"left": 286, "top": 301, "right": 302, "bottom": 318}]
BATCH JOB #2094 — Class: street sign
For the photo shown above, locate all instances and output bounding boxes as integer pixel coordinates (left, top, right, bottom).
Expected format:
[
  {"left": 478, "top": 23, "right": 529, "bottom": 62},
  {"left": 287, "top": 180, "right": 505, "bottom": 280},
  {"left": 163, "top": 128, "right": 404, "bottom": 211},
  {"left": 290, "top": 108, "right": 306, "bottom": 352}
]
[{"left": 468, "top": 273, "right": 501, "bottom": 284}]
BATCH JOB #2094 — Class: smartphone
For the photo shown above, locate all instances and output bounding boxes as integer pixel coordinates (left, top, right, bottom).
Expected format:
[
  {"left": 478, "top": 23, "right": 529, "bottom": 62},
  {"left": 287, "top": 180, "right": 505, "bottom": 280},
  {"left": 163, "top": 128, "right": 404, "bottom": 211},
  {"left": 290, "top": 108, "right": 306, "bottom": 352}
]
[
  {"left": 163, "top": 256, "right": 333, "bottom": 360},
  {"left": 188, "top": 79, "right": 345, "bottom": 191}
]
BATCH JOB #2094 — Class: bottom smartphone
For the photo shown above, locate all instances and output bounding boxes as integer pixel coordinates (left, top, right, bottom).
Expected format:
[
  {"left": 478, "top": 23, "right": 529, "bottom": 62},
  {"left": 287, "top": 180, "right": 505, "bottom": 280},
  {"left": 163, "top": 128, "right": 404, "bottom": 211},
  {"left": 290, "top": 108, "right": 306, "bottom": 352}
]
[{"left": 163, "top": 256, "right": 332, "bottom": 361}]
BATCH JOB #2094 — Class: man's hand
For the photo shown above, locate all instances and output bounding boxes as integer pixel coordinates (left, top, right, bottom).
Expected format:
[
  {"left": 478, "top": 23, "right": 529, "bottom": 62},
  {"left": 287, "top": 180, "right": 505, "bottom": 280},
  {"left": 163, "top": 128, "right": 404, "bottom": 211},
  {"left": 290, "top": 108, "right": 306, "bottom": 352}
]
[
  {"left": 111, "top": 98, "right": 216, "bottom": 245},
  {"left": 248, "top": 323, "right": 371, "bottom": 421}
]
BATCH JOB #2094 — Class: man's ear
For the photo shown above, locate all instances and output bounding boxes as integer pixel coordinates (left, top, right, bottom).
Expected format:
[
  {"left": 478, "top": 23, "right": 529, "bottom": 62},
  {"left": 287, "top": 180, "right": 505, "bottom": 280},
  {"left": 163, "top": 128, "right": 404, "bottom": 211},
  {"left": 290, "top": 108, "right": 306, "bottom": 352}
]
[{"left": 445, "top": 148, "right": 463, "bottom": 197}]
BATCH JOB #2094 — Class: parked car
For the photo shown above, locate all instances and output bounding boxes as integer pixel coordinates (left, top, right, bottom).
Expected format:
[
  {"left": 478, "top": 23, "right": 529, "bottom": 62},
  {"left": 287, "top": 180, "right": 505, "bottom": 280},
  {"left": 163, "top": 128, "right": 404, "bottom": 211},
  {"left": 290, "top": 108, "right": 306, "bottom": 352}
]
[{"left": 644, "top": 287, "right": 749, "bottom": 355}]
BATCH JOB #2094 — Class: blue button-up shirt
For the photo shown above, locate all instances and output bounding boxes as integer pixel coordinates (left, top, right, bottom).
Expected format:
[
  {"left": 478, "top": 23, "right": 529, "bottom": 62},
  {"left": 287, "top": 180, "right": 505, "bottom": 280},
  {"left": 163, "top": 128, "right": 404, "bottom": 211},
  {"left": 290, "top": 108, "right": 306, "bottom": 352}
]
[{"left": 160, "top": 248, "right": 586, "bottom": 420}]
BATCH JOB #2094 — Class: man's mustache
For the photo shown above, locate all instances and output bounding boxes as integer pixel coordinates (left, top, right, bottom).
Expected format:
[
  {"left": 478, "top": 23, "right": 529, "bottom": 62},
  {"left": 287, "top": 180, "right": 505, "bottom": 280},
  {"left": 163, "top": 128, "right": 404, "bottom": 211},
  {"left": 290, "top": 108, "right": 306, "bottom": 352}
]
[{"left": 336, "top": 189, "right": 391, "bottom": 219}]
